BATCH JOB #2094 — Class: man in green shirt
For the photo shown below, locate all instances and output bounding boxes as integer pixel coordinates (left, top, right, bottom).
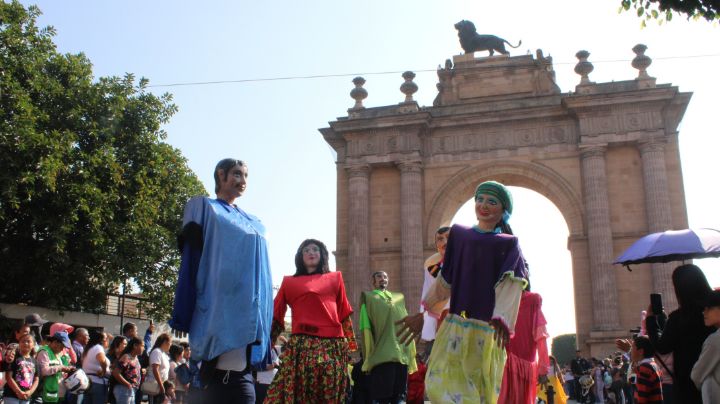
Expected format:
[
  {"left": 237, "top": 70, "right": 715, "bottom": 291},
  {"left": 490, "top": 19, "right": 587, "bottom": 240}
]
[{"left": 360, "top": 271, "right": 417, "bottom": 404}]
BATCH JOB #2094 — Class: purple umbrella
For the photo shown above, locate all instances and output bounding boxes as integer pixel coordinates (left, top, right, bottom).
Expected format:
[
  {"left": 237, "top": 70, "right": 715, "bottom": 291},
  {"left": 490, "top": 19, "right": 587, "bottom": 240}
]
[{"left": 614, "top": 228, "right": 720, "bottom": 266}]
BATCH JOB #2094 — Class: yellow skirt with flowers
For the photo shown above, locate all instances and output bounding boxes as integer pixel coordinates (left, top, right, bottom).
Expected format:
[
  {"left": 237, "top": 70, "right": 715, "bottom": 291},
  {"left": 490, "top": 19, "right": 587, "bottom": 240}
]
[{"left": 425, "top": 313, "right": 507, "bottom": 404}]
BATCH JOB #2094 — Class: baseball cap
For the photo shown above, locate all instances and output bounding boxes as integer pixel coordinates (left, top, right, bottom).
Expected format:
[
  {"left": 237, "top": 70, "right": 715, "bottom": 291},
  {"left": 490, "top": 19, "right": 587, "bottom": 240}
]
[
  {"left": 50, "top": 331, "right": 72, "bottom": 349},
  {"left": 50, "top": 322, "right": 74, "bottom": 336},
  {"left": 25, "top": 313, "right": 48, "bottom": 327}
]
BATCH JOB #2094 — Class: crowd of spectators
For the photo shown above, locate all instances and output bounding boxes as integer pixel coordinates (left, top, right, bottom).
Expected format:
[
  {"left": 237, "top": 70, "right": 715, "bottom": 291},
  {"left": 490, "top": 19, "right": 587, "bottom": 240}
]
[
  {"left": 553, "top": 263, "right": 720, "bottom": 404},
  {"left": 0, "top": 316, "right": 192, "bottom": 404}
]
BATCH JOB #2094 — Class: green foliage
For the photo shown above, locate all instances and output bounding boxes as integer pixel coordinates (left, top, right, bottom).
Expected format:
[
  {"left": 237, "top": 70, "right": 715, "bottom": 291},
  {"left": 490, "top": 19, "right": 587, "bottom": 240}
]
[
  {"left": 551, "top": 333, "right": 577, "bottom": 366},
  {"left": 0, "top": 1, "right": 206, "bottom": 319},
  {"left": 619, "top": 0, "right": 719, "bottom": 24}
]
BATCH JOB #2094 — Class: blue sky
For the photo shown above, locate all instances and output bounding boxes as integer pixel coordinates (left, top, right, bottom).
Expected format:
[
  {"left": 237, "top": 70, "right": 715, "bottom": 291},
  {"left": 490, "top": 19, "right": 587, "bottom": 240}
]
[{"left": 22, "top": 0, "right": 720, "bottom": 338}]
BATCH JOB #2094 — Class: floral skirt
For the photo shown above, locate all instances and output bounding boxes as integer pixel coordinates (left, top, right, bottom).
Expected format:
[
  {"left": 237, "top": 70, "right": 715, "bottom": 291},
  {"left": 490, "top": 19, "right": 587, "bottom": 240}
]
[
  {"left": 264, "top": 334, "right": 350, "bottom": 404},
  {"left": 425, "top": 314, "right": 506, "bottom": 404}
]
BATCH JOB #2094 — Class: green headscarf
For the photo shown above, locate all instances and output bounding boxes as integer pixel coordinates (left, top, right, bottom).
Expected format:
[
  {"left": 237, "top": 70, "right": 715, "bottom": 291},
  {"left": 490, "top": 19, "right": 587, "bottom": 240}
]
[{"left": 474, "top": 181, "right": 513, "bottom": 214}]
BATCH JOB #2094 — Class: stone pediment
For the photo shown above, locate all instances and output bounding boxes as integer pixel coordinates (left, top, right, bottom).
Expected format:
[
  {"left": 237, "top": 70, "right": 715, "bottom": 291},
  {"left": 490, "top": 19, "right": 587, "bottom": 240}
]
[{"left": 434, "top": 53, "right": 561, "bottom": 106}]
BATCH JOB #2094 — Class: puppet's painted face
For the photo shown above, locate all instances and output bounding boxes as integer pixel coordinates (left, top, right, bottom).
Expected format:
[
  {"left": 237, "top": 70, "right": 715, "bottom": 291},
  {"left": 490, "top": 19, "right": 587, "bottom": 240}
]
[
  {"left": 302, "top": 244, "right": 321, "bottom": 272},
  {"left": 475, "top": 193, "right": 503, "bottom": 230},
  {"left": 372, "top": 271, "right": 389, "bottom": 290},
  {"left": 218, "top": 164, "right": 248, "bottom": 199}
]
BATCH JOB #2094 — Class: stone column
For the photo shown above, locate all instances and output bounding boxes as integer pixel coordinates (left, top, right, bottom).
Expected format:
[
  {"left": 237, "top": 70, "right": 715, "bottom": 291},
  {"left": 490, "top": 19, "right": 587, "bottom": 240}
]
[
  {"left": 346, "top": 164, "right": 370, "bottom": 310},
  {"left": 580, "top": 145, "right": 621, "bottom": 330},
  {"left": 398, "top": 160, "right": 424, "bottom": 313},
  {"left": 639, "top": 138, "right": 677, "bottom": 309}
]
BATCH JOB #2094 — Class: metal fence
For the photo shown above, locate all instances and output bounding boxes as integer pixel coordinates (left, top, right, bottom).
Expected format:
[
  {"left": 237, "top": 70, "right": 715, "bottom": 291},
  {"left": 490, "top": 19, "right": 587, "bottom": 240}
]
[{"left": 105, "top": 293, "right": 151, "bottom": 320}]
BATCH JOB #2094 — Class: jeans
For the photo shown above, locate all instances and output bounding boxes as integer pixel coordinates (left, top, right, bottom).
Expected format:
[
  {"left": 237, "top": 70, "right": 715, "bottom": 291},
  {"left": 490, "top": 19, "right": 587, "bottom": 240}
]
[
  {"left": 66, "top": 392, "right": 84, "bottom": 404},
  {"left": 113, "top": 384, "right": 136, "bottom": 404},
  {"left": 4, "top": 397, "right": 31, "bottom": 404},
  {"left": 205, "top": 368, "right": 255, "bottom": 404},
  {"left": 85, "top": 380, "right": 109, "bottom": 404},
  {"left": 254, "top": 383, "right": 269, "bottom": 404}
]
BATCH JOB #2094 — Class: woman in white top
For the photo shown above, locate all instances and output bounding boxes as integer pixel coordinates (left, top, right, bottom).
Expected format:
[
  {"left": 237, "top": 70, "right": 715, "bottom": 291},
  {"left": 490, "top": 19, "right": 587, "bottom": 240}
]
[
  {"left": 82, "top": 331, "right": 110, "bottom": 404},
  {"left": 145, "top": 333, "right": 172, "bottom": 404}
]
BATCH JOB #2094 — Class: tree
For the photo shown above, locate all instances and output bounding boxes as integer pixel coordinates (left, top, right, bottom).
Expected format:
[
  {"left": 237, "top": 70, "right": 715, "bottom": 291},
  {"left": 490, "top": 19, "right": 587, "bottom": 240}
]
[
  {"left": 620, "top": 0, "right": 720, "bottom": 24},
  {"left": 551, "top": 333, "right": 577, "bottom": 366},
  {"left": 0, "top": 1, "right": 206, "bottom": 319}
]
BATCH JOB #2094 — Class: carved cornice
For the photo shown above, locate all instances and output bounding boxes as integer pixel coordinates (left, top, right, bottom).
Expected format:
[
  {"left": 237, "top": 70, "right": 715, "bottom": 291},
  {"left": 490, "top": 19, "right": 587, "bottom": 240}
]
[
  {"left": 579, "top": 144, "right": 607, "bottom": 159},
  {"left": 637, "top": 137, "right": 667, "bottom": 155},
  {"left": 396, "top": 159, "right": 423, "bottom": 173},
  {"left": 345, "top": 164, "right": 370, "bottom": 178}
]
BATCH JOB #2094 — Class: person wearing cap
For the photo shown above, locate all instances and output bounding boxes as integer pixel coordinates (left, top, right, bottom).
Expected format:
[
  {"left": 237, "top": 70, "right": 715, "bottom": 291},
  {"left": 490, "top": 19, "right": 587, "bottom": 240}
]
[
  {"left": 396, "top": 180, "right": 528, "bottom": 403},
  {"left": 691, "top": 289, "right": 720, "bottom": 403},
  {"left": 37, "top": 331, "right": 74, "bottom": 403},
  {"left": 24, "top": 314, "right": 47, "bottom": 349},
  {"left": 49, "top": 323, "right": 77, "bottom": 366}
]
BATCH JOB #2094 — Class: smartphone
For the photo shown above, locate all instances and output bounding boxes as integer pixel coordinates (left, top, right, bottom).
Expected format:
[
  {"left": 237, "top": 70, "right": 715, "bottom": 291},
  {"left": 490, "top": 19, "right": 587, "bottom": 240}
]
[{"left": 650, "top": 293, "right": 663, "bottom": 315}]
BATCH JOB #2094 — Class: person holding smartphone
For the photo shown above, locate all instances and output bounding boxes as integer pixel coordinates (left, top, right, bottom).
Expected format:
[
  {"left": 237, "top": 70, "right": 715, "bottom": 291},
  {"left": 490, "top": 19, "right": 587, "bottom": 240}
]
[{"left": 645, "top": 264, "right": 715, "bottom": 404}]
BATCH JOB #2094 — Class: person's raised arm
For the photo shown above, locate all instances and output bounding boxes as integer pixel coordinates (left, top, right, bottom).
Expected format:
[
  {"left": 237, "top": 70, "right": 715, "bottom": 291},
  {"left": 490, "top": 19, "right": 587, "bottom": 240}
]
[{"left": 645, "top": 308, "right": 677, "bottom": 355}]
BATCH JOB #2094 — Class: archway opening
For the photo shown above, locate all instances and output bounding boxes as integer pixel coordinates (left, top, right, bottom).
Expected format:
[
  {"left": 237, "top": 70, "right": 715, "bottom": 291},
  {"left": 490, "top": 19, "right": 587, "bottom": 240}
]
[{"left": 451, "top": 186, "right": 575, "bottom": 340}]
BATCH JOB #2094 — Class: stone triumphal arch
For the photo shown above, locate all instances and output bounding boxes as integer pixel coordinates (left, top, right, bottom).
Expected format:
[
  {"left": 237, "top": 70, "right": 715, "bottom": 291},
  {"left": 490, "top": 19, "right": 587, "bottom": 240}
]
[{"left": 320, "top": 47, "right": 691, "bottom": 355}]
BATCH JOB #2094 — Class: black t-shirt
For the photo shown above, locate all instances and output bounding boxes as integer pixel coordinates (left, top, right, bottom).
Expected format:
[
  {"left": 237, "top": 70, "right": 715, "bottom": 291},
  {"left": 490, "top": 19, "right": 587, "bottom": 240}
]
[{"left": 3, "top": 355, "right": 38, "bottom": 398}]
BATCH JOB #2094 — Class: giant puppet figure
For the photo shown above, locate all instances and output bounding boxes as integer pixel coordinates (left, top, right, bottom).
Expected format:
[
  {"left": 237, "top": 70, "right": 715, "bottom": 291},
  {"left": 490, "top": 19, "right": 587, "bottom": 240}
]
[
  {"left": 360, "top": 271, "right": 417, "bottom": 403},
  {"left": 170, "top": 158, "right": 273, "bottom": 404},
  {"left": 397, "top": 181, "right": 527, "bottom": 403}
]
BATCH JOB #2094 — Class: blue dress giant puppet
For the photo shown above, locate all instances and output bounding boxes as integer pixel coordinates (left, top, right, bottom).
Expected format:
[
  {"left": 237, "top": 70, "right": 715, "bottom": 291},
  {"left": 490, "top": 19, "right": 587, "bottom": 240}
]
[{"left": 170, "top": 159, "right": 273, "bottom": 403}]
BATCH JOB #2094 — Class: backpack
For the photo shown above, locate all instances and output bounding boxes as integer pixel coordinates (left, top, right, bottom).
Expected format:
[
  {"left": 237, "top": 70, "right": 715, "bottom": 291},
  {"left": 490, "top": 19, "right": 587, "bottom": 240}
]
[{"left": 175, "top": 362, "right": 192, "bottom": 385}]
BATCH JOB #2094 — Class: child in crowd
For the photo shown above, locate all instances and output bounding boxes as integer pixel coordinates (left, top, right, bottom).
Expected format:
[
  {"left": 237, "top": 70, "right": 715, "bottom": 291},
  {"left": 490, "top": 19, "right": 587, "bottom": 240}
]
[
  {"left": 3, "top": 334, "right": 39, "bottom": 404},
  {"left": 632, "top": 335, "right": 663, "bottom": 404},
  {"left": 162, "top": 380, "right": 175, "bottom": 404},
  {"left": 167, "top": 345, "right": 186, "bottom": 403}
]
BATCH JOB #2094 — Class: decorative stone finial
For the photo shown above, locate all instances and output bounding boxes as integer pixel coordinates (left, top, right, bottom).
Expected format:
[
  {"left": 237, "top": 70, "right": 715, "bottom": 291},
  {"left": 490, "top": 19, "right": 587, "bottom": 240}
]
[
  {"left": 350, "top": 76, "right": 368, "bottom": 110},
  {"left": 400, "top": 71, "right": 418, "bottom": 103},
  {"left": 574, "top": 50, "right": 594, "bottom": 85},
  {"left": 631, "top": 44, "right": 652, "bottom": 80}
]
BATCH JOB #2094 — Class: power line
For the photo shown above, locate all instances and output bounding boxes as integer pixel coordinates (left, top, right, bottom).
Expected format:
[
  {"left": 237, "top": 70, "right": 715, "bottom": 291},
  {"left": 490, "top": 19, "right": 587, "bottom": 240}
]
[{"left": 146, "top": 53, "right": 720, "bottom": 88}]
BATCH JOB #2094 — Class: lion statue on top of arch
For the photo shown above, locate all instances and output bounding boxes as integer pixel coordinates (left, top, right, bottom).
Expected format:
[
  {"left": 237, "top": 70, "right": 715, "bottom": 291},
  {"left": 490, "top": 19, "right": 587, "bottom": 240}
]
[{"left": 454, "top": 20, "right": 522, "bottom": 56}]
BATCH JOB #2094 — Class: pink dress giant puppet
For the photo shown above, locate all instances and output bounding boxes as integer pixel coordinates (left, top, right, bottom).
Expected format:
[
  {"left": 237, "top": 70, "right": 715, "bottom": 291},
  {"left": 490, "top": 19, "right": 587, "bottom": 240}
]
[{"left": 499, "top": 290, "right": 550, "bottom": 404}]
